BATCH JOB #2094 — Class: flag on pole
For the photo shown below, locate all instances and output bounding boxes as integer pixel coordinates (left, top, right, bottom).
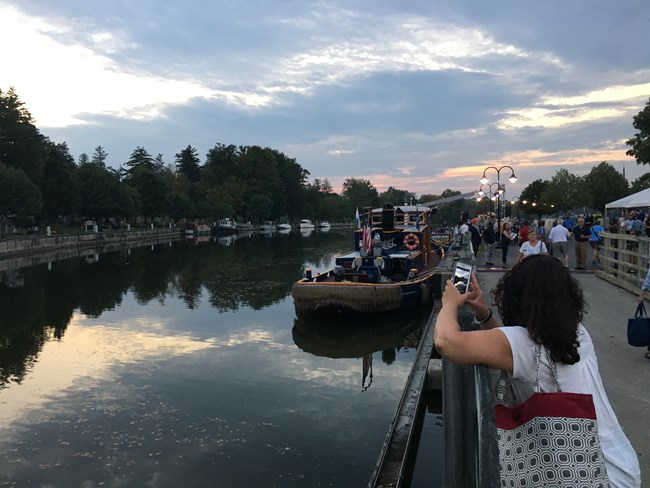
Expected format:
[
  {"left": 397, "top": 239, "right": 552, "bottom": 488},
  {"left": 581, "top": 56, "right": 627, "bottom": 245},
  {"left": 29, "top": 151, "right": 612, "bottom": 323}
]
[
  {"left": 355, "top": 207, "right": 361, "bottom": 230},
  {"left": 363, "top": 223, "right": 372, "bottom": 253}
]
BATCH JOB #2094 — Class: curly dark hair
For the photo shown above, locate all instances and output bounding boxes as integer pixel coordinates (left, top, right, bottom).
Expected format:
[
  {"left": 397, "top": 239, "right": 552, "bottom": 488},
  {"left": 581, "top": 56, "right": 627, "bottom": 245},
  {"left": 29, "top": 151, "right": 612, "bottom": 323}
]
[{"left": 491, "top": 254, "right": 585, "bottom": 365}]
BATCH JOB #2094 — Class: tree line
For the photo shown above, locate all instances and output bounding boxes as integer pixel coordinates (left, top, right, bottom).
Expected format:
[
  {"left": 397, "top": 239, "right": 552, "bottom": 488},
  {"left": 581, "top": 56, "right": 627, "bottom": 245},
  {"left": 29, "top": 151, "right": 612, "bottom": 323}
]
[{"left": 2, "top": 86, "right": 650, "bottom": 235}]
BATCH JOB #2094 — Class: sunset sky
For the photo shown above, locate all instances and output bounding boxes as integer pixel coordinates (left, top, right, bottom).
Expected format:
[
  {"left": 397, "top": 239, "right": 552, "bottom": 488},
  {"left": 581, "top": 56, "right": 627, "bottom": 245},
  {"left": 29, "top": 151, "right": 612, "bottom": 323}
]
[{"left": 1, "top": 0, "right": 649, "bottom": 198}]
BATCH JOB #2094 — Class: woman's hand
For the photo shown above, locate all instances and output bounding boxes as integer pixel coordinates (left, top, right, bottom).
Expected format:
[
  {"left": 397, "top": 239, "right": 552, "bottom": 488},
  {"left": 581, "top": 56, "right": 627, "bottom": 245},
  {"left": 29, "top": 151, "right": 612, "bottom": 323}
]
[
  {"left": 464, "top": 273, "right": 489, "bottom": 318},
  {"left": 442, "top": 279, "right": 468, "bottom": 309}
]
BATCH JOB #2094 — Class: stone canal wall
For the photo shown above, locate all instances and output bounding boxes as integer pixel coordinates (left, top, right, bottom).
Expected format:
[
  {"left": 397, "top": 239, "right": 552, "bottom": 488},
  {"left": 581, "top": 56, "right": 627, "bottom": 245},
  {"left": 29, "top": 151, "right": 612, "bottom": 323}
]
[{"left": 0, "top": 229, "right": 183, "bottom": 272}]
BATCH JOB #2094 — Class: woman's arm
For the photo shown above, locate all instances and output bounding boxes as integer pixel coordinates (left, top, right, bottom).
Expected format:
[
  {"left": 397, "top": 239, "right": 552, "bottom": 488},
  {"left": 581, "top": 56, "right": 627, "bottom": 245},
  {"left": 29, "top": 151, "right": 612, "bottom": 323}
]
[{"left": 434, "top": 276, "right": 513, "bottom": 369}]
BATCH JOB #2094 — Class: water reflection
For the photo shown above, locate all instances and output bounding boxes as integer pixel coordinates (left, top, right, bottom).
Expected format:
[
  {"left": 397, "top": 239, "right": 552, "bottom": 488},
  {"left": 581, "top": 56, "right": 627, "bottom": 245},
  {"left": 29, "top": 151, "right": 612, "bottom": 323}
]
[
  {"left": 0, "top": 229, "right": 431, "bottom": 487},
  {"left": 292, "top": 309, "right": 429, "bottom": 391},
  {"left": 0, "top": 231, "right": 349, "bottom": 392}
]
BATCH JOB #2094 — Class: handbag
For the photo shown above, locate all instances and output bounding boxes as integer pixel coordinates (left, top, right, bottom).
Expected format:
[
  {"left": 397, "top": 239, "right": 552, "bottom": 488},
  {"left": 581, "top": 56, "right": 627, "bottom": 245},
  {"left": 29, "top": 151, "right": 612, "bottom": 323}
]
[
  {"left": 627, "top": 301, "right": 650, "bottom": 346},
  {"left": 495, "top": 346, "right": 610, "bottom": 486}
]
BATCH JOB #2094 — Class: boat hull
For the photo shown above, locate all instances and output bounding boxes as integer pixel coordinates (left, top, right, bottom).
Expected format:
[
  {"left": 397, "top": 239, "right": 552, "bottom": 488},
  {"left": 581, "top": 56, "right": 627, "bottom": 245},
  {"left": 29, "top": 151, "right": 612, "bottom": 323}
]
[{"left": 291, "top": 268, "right": 436, "bottom": 314}]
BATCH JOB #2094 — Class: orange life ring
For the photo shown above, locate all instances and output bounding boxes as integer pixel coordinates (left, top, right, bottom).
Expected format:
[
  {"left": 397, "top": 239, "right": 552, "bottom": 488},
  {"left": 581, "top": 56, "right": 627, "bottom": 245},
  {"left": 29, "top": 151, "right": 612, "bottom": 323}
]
[{"left": 403, "top": 233, "right": 420, "bottom": 250}]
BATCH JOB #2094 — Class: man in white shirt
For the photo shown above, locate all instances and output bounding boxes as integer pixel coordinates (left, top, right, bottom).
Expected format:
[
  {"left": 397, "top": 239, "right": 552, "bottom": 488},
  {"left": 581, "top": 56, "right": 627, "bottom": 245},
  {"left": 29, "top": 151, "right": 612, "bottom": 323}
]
[{"left": 548, "top": 218, "right": 571, "bottom": 267}]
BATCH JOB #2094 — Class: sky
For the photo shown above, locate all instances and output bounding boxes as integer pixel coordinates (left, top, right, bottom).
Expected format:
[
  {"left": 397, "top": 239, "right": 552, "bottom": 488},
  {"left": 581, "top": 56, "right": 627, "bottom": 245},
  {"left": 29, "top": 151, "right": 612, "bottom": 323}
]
[{"left": 1, "top": 0, "right": 649, "bottom": 199}]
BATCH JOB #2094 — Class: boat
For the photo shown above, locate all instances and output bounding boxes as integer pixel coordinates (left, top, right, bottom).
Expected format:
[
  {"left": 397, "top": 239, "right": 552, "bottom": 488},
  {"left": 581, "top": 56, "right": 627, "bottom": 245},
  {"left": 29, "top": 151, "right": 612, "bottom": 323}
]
[
  {"left": 299, "top": 219, "right": 315, "bottom": 229},
  {"left": 291, "top": 205, "right": 446, "bottom": 314},
  {"left": 318, "top": 221, "right": 331, "bottom": 228},
  {"left": 260, "top": 221, "right": 276, "bottom": 231},
  {"left": 185, "top": 222, "right": 211, "bottom": 237},
  {"left": 215, "top": 218, "right": 237, "bottom": 234},
  {"left": 277, "top": 223, "right": 292, "bottom": 230}
]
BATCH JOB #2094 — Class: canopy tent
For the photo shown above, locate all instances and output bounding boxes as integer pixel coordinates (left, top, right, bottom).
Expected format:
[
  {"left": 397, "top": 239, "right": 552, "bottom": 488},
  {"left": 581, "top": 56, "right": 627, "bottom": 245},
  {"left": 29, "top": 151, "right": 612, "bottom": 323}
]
[{"left": 605, "top": 188, "right": 650, "bottom": 209}]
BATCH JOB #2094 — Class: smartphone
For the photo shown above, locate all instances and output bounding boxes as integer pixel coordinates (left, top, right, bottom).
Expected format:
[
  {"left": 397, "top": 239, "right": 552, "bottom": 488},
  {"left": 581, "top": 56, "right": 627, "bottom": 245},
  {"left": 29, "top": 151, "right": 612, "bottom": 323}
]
[{"left": 452, "top": 262, "right": 473, "bottom": 294}]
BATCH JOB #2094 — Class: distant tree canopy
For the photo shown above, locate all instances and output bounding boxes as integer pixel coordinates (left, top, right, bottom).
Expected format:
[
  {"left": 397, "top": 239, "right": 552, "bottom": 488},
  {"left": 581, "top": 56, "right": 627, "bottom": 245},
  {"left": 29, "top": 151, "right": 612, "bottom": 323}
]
[{"left": 626, "top": 98, "right": 650, "bottom": 165}]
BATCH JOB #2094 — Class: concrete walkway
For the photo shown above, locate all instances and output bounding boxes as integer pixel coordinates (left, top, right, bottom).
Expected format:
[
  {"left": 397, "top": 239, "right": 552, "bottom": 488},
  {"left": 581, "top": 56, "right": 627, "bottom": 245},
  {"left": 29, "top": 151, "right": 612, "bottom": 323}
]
[{"left": 475, "top": 268, "right": 650, "bottom": 482}]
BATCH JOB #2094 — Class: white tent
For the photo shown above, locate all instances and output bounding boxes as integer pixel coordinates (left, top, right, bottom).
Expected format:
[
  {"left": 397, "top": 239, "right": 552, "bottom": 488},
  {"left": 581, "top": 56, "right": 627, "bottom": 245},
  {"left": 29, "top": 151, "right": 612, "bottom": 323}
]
[{"left": 605, "top": 188, "right": 650, "bottom": 209}]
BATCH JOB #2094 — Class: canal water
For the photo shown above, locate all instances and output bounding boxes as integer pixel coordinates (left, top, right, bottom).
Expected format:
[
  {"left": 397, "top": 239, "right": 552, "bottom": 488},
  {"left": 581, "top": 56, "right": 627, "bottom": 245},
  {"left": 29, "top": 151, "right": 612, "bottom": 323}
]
[{"left": 0, "top": 228, "right": 441, "bottom": 487}]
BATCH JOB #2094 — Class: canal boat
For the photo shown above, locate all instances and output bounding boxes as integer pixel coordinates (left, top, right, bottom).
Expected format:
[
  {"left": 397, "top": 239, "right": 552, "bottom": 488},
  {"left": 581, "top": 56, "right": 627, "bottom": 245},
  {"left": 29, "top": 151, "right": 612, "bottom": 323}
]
[
  {"left": 299, "top": 219, "right": 315, "bottom": 229},
  {"left": 215, "top": 218, "right": 237, "bottom": 234},
  {"left": 318, "top": 221, "right": 331, "bottom": 228},
  {"left": 291, "top": 205, "right": 445, "bottom": 315},
  {"left": 277, "top": 223, "right": 292, "bottom": 230},
  {"left": 185, "top": 222, "right": 211, "bottom": 237}
]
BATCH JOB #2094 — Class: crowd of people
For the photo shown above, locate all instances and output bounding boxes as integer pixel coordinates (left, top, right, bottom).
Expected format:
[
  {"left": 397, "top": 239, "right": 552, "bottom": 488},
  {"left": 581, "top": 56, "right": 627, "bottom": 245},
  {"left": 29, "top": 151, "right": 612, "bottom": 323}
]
[{"left": 446, "top": 209, "right": 650, "bottom": 271}]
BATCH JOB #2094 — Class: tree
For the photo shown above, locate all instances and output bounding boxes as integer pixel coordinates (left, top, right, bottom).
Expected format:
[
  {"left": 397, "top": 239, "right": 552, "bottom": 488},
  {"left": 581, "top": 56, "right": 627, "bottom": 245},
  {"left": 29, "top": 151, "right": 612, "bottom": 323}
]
[
  {"left": 626, "top": 98, "right": 650, "bottom": 165},
  {"left": 379, "top": 186, "right": 416, "bottom": 206},
  {"left": 541, "top": 169, "right": 585, "bottom": 212},
  {"left": 75, "top": 163, "right": 133, "bottom": 220},
  {"left": 128, "top": 166, "right": 169, "bottom": 221},
  {"left": 122, "top": 146, "right": 155, "bottom": 178},
  {"left": 91, "top": 146, "right": 108, "bottom": 167},
  {"left": 175, "top": 145, "right": 201, "bottom": 183},
  {"left": 341, "top": 178, "right": 379, "bottom": 209},
  {"left": 41, "top": 142, "right": 79, "bottom": 219},
  {"left": 0, "top": 87, "right": 46, "bottom": 186},
  {"left": 520, "top": 179, "right": 550, "bottom": 216},
  {"left": 583, "top": 162, "right": 629, "bottom": 211},
  {"left": 78, "top": 153, "right": 89, "bottom": 165},
  {"left": 630, "top": 172, "right": 650, "bottom": 193},
  {"left": 0, "top": 164, "right": 43, "bottom": 236}
]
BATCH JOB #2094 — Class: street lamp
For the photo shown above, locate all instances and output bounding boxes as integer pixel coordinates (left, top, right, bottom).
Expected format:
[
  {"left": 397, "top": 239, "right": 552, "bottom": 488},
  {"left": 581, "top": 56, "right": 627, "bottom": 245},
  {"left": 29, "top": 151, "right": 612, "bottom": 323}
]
[
  {"left": 479, "top": 165, "right": 517, "bottom": 234},
  {"left": 477, "top": 183, "right": 503, "bottom": 217}
]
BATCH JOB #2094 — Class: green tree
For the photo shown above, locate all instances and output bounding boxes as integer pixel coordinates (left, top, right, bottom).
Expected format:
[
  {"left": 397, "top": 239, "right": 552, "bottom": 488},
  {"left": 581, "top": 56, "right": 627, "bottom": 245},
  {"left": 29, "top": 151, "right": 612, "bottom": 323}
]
[
  {"left": 0, "top": 164, "right": 43, "bottom": 237},
  {"left": 122, "top": 146, "right": 155, "bottom": 178},
  {"left": 583, "top": 162, "right": 629, "bottom": 211},
  {"left": 128, "top": 166, "right": 169, "bottom": 221},
  {"left": 75, "top": 163, "right": 133, "bottom": 221},
  {"left": 541, "top": 169, "right": 585, "bottom": 212},
  {"left": 630, "top": 172, "right": 650, "bottom": 193},
  {"left": 78, "top": 153, "right": 89, "bottom": 165},
  {"left": 341, "top": 178, "right": 379, "bottom": 209},
  {"left": 626, "top": 98, "right": 650, "bottom": 165},
  {"left": 166, "top": 192, "right": 194, "bottom": 221},
  {"left": 91, "top": 146, "right": 108, "bottom": 167},
  {"left": 520, "top": 179, "right": 550, "bottom": 216},
  {"left": 41, "top": 142, "right": 79, "bottom": 219},
  {"left": 203, "top": 143, "right": 240, "bottom": 186},
  {"left": 175, "top": 145, "right": 201, "bottom": 183},
  {"left": 379, "top": 186, "right": 416, "bottom": 206},
  {"left": 0, "top": 87, "right": 46, "bottom": 186}
]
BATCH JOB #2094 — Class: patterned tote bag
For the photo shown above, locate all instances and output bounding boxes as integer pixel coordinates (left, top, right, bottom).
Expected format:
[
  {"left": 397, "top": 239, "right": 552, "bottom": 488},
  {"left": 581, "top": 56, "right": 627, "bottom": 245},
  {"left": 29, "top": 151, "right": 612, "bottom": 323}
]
[{"left": 495, "top": 346, "right": 610, "bottom": 487}]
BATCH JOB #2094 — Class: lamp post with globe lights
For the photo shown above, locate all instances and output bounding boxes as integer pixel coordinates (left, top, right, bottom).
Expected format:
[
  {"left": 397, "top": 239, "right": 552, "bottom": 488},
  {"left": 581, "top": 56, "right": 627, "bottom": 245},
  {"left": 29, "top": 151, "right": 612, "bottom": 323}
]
[{"left": 480, "top": 165, "right": 517, "bottom": 236}]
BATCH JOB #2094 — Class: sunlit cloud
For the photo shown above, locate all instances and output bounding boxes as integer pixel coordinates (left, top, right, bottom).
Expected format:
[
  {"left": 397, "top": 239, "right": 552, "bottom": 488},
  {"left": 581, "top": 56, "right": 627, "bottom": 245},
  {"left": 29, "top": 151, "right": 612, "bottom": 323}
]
[{"left": 498, "top": 82, "right": 650, "bottom": 130}]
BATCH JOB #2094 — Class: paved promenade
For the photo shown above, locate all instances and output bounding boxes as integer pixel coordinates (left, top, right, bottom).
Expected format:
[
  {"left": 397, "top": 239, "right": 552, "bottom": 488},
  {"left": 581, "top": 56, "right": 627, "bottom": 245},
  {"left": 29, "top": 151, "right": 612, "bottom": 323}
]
[{"left": 474, "top": 243, "right": 650, "bottom": 482}]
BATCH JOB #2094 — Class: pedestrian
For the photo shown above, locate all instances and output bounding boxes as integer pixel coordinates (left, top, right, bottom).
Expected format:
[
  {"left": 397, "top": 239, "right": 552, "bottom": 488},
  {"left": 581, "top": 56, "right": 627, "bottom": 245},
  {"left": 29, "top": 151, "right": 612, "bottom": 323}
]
[
  {"left": 543, "top": 218, "right": 554, "bottom": 255},
  {"left": 433, "top": 255, "right": 641, "bottom": 486},
  {"left": 573, "top": 217, "right": 591, "bottom": 270},
  {"left": 482, "top": 220, "right": 496, "bottom": 266},
  {"left": 517, "top": 229, "right": 548, "bottom": 263},
  {"left": 469, "top": 218, "right": 482, "bottom": 256},
  {"left": 637, "top": 266, "right": 650, "bottom": 360},
  {"left": 548, "top": 218, "right": 571, "bottom": 267},
  {"left": 590, "top": 218, "right": 605, "bottom": 264},
  {"left": 500, "top": 221, "right": 514, "bottom": 267},
  {"left": 517, "top": 220, "right": 531, "bottom": 246}
]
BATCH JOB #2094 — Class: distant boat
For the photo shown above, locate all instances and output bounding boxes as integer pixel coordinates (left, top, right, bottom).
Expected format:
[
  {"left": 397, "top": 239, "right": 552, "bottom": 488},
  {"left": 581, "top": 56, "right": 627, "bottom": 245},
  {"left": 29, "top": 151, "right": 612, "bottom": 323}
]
[
  {"left": 277, "top": 223, "right": 292, "bottom": 230},
  {"left": 318, "top": 221, "right": 331, "bottom": 228},
  {"left": 185, "top": 222, "right": 211, "bottom": 237},
  {"left": 215, "top": 218, "right": 237, "bottom": 234},
  {"left": 299, "top": 219, "right": 315, "bottom": 229}
]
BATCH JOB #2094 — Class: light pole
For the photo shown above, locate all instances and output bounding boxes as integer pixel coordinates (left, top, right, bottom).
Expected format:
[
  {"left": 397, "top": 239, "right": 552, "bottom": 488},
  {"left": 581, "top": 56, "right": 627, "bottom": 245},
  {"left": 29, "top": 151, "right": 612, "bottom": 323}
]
[
  {"left": 477, "top": 183, "right": 503, "bottom": 217},
  {"left": 480, "top": 165, "right": 517, "bottom": 235}
]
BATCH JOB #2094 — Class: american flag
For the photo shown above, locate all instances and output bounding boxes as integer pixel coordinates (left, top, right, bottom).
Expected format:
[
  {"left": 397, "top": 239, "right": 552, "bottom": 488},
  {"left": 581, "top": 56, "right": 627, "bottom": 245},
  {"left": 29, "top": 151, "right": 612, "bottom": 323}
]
[{"left": 362, "top": 223, "right": 372, "bottom": 253}]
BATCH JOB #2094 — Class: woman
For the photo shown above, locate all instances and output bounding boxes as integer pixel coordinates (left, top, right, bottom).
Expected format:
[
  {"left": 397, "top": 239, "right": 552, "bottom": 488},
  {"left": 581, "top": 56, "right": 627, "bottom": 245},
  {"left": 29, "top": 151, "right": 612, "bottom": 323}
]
[
  {"left": 499, "top": 221, "right": 513, "bottom": 267},
  {"left": 434, "top": 255, "right": 640, "bottom": 486},
  {"left": 517, "top": 228, "right": 547, "bottom": 263}
]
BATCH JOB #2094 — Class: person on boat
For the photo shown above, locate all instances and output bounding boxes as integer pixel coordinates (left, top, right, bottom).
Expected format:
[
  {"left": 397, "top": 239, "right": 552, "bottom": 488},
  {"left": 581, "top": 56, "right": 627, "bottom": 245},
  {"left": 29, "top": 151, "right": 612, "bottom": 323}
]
[{"left": 433, "top": 255, "right": 640, "bottom": 486}]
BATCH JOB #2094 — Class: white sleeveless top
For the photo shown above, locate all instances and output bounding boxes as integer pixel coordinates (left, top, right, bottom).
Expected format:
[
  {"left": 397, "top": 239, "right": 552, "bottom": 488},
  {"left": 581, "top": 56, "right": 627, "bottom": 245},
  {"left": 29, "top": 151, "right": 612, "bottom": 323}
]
[{"left": 498, "top": 325, "right": 640, "bottom": 487}]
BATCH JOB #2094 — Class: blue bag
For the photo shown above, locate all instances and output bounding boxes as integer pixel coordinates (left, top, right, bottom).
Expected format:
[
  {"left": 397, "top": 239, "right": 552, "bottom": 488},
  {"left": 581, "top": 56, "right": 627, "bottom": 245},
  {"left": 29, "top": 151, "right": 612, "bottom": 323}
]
[{"left": 627, "top": 302, "right": 650, "bottom": 346}]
